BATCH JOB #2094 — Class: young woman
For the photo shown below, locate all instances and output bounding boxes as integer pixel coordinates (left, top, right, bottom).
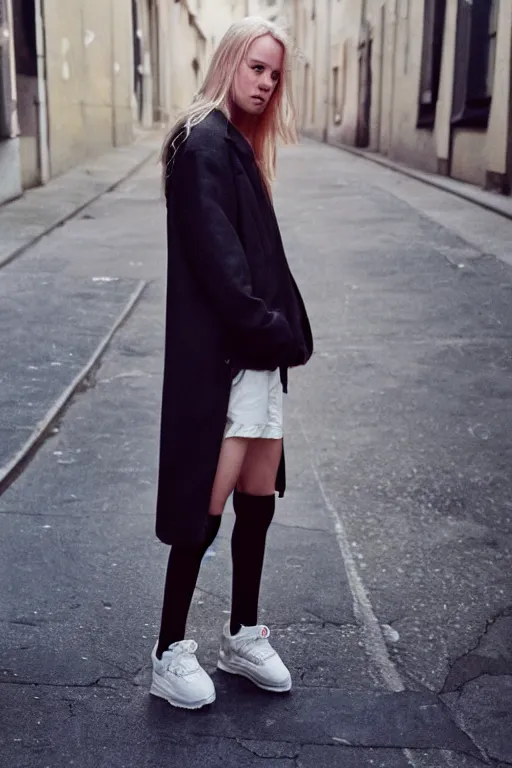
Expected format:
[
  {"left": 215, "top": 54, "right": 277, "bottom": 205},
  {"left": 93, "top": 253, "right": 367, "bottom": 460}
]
[{"left": 152, "top": 17, "right": 313, "bottom": 710}]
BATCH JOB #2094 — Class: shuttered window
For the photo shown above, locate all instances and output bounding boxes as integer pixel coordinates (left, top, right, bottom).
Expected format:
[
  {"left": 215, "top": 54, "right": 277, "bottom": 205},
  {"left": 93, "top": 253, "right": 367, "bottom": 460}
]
[
  {"left": 452, "top": 0, "right": 498, "bottom": 128},
  {"left": 417, "top": 0, "right": 447, "bottom": 128}
]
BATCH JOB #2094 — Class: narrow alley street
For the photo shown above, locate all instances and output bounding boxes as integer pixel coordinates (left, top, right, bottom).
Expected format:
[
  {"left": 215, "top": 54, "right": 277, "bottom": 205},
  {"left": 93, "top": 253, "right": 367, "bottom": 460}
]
[{"left": 1, "top": 138, "right": 511, "bottom": 768}]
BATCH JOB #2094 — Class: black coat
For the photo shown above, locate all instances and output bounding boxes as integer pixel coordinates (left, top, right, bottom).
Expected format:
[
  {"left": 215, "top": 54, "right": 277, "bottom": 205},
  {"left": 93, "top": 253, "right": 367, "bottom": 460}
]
[{"left": 156, "top": 109, "right": 313, "bottom": 546}]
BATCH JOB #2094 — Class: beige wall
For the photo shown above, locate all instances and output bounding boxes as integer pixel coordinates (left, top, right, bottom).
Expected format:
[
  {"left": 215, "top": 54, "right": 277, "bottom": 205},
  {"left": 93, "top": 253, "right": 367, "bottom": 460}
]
[
  {"left": 112, "top": 0, "right": 137, "bottom": 146},
  {"left": 247, "top": 0, "right": 282, "bottom": 20},
  {"left": 164, "top": 0, "right": 206, "bottom": 116},
  {"left": 44, "top": 0, "right": 134, "bottom": 178},
  {"left": 4, "top": 0, "right": 247, "bottom": 196},
  {"left": 282, "top": 0, "right": 324, "bottom": 138},
  {"left": 285, "top": 0, "right": 512, "bottom": 194},
  {"left": 156, "top": 0, "right": 247, "bottom": 126},
  {"left": 327, "top": 0, "right": 361, "bottom": 146},
  {"left": 376, "top": 0, "right": 437, "bottom": 172},
  {"left": 451, "top": 0, "right": 512, "bottom": 189}
]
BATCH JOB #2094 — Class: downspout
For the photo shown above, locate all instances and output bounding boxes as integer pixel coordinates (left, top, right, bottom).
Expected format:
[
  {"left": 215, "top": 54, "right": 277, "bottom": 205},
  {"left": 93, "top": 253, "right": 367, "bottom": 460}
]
[
  {"left": 387, "top": 0, "right": 398, "bottom": 155},
  {"left": 323, "top": 0, "right": 333, "bottom": 142},
  {"left": 34, "top": 0, "right": 49, "bottom": 182},
  {"left": 508, "top": 38, "right": 512, "bottom": 192},
  {"left": 110, "top": 0, "right": 117, "bottom": 146}
]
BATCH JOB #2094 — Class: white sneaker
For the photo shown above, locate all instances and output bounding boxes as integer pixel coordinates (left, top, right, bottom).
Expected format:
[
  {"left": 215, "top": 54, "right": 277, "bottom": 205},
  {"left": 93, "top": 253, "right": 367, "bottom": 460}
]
[
  {"left": 217, "top": 623, "right": 292, "bottom": 693},
  {"left": 150, "top": 640, "right": 216, "bottom": 709}
]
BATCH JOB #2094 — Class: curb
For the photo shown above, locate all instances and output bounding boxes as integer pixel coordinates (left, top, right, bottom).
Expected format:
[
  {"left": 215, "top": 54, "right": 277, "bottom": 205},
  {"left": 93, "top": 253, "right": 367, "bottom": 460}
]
[
  {"left": 0, "top": 144, "right": 159, "bottom": 271},
  {"left": 332, "top": 143, "right": 512, "bottom": 223},
  {"left": 0, "top": 279, "right": 147, "bottom": 493}
]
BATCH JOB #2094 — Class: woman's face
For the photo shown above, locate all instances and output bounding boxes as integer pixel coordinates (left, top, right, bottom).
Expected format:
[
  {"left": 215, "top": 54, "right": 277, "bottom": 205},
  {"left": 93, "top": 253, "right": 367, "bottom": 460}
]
[{"left": 232, "top": 34, "right": 284, "bottom": 116}]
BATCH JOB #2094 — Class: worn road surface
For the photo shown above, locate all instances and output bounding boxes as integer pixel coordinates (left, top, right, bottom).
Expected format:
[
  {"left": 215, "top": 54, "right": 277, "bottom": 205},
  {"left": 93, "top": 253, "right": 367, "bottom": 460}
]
[{"left": 1, "top": 139, "right": 511, "bottom": 768}]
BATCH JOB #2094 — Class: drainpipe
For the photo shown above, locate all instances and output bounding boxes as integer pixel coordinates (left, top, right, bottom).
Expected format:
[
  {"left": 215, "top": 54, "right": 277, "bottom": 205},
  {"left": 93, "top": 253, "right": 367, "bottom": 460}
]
[
  {"left": 508, "top": 39, "right": 512, "bottom": 191},
  {"left": 323, "top": 0, "right": 333, "bottom": 142},
  {"left": 34, "top": 0, "right": 49, "bottom": 182},
  {"left": 360, "top": 0, "right": 367, "bottom": 31},
  {"left": 387, "top": 0, "right": 398, "bottom": 156}
]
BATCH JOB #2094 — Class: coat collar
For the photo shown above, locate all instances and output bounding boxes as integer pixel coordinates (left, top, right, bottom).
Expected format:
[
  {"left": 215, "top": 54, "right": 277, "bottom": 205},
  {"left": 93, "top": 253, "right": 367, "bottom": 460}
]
[
  {"left": 211, "top": 109, "right": 275, "bottom": 211},
  {"left": 211, "top": 108, "right": 254, "bottom": 158}
]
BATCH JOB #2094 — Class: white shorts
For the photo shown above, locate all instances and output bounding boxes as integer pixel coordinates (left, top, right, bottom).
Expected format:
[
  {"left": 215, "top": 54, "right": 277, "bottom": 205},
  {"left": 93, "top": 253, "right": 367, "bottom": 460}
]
[{"left": 224, "top": 369, "right": 283, "bottom": 440}]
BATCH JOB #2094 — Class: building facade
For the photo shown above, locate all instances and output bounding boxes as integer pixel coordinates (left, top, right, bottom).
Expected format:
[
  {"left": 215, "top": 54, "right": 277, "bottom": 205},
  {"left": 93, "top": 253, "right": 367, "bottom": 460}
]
[
  {"left": 0, "top": 0, "right": 246, "bottom": 206},
  {"left": 151, "top": 0, "right": 247, "bottom": 125},
  {"left": 0, "top": 0, "right": 21, "bottom": 204},
  {"left": 0, "top": 0, "right": 135, "bottom": 205},
  {"left": 282, "top": 0, "right": 512, "bottom": 196}
]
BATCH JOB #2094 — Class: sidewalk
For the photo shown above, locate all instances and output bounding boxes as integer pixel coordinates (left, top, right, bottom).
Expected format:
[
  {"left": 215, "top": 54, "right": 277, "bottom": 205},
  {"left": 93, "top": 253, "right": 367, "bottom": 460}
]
[
  {"left": 332, "top": 142, "right": 512, "bottom": 222},
  {"left": 0, "top": 131, "right": 162, "bottom": 269},
  {"left": 0, "top": 133, "right": 161, "bottom": 491}
]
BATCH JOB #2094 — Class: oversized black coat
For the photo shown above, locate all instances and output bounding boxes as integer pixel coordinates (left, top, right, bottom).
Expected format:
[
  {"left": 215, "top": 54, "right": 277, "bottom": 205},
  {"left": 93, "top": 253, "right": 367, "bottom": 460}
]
[{"left": 156, "top": 109, "right": 313, "bottom": 546}]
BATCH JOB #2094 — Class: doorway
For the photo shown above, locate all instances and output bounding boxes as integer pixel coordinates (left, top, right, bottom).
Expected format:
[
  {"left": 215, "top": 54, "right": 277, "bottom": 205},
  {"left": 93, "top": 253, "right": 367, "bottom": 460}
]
[
  {"left": 12, "top": 0, "right": 40, "bottom": 187},
  {"left": 356, "top": 25, "right": 372, "bottom": 148},
  {"left": 132, "top": 0, "right": 143, "bottom": 123}
]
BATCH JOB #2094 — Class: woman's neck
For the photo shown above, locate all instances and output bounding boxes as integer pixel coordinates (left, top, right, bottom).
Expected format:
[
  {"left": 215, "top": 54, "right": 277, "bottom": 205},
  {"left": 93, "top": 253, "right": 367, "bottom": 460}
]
[{"left": 229, "top": 103, "right": 258, "bottom": 147}]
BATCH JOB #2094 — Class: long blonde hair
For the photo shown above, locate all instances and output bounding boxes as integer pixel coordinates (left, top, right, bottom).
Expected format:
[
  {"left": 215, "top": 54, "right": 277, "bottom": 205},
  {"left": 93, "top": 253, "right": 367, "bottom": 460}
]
[{"left": 161, "top": 16, "right": 298, "bottom": 190}]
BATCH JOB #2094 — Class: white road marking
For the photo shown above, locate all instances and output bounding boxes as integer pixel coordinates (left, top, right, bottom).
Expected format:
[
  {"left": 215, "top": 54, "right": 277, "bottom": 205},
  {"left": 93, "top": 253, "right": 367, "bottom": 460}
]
[{"left": 298, "top": 416, "right": 424, "bottom": 767}]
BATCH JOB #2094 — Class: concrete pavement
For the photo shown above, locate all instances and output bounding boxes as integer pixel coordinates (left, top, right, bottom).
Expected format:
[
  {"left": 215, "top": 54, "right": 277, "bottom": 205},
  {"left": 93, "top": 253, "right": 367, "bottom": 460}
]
[
  {"left": 1, "top": 138, "right": 512, "bottom": 768},
  {"left": 0, "top": 131, "right": 161, "bottom": 270},
  {"left": 0, "top": 133, "right": 161, "bottom": 491}
]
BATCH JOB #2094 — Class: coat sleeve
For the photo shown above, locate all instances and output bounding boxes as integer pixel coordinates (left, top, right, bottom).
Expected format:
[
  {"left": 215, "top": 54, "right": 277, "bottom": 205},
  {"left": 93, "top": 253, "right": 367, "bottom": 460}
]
[{"left": 169, "top": 144, "right": 297, "bottom": 371}]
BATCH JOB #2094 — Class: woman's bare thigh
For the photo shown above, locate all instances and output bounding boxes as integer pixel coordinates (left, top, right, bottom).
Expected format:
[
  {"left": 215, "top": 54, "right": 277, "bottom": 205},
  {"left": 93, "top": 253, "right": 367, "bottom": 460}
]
[
  {"left": 209, "top": 437, "right": 249, "bottom": 516},
  {"left": 237, "top": 438, "right": 283, "bottom": 496}
]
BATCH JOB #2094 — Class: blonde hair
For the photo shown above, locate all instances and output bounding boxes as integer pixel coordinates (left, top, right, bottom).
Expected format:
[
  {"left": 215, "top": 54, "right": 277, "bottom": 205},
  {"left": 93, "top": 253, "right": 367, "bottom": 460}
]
[{"left": 161, "top": 16, "right": 298, "bottom": 191}]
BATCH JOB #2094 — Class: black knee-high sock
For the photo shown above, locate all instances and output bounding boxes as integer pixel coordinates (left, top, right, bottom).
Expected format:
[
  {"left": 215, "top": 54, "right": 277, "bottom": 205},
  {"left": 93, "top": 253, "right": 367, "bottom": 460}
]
[
  {"left": 230, "top": 491, "right": 275, "bottom": 636},
  {"left": 157, "top": 515, "right": 221, "bottom": 659}
]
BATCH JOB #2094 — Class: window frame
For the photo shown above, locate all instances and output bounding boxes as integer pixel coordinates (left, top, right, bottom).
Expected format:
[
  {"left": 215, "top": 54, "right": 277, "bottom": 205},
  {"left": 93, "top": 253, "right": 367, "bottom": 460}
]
[
  {"left": 417, "top": 0, "right": 447, "bottom": 130},
  {"left": 451, "top": 0, "right": 498, "bottom": 129}
]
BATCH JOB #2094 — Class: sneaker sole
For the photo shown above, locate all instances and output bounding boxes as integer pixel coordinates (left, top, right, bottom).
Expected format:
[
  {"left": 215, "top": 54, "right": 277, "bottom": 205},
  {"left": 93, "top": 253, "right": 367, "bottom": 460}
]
[
  {"left": 150, "top": 678, "right": 216, "bottom": 710},
  {"left": 217, "top": 656, "right": 292, "bottom": 693}
]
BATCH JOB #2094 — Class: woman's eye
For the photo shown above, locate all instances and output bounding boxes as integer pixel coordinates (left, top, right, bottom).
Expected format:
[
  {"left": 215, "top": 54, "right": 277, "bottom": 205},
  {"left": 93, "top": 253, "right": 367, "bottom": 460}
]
[
  {"left": 253, "top": 65, "right": 264, "bottom": 73},
  {"left": 272, "top": 72, "right": 280, "bottom": 83}
]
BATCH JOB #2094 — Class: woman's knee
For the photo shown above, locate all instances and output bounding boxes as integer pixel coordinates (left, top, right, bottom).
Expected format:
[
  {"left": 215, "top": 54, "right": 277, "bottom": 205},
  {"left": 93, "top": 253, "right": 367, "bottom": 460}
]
[
  {"left": 236, "top": 471, "right": 276, "bottom": 496},
  {"left": 236, "top": 480, "right": 275, "bottom": 496}
]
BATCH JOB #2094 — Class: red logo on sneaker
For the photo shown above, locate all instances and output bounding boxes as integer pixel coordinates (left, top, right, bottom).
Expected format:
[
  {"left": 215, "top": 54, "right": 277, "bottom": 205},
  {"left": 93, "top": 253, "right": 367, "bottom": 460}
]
[{"left": 261, "top": 626, "right": 269, "bottom": 638}]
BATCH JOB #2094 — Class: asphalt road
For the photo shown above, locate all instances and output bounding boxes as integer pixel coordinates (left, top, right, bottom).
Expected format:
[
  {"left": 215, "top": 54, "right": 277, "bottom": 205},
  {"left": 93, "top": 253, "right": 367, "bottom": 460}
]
[{"left": 1, "top": 140, "right": 511, "bottom": 768}]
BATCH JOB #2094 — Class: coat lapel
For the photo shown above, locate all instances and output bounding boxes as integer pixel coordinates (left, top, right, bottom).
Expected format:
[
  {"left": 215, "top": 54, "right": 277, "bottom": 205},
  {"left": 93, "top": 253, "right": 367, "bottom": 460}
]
[{"left": 226, "top": 133, "right": 267, "bottom": 203}]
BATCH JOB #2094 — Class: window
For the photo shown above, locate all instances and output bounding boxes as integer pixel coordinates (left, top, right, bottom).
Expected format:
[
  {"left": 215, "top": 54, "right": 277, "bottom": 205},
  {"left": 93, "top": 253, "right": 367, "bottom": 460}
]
[
  {"left": 452, "top": 0, "right": 499, "bottom": 128},
  {"left": 417, "top": 0, "right": 446, "bottom": 128}
]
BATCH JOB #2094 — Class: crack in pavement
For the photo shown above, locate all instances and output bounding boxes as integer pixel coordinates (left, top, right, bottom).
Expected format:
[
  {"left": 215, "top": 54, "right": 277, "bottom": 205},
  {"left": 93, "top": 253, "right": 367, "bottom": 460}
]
[
  {"left": 270, "top": 521, "right": 330, "bottom": 534},
  {"left": 303, "top": 609, "right": 354, "bottom": 629},
  {"left": 237, "top": 739, "right": 301, "bottom": 761},
  {"left": 0, "top": 674, "right": 129, "bottom": 689},
  {"left": 441, "top": 606, "right": 512, "bottom": 694},
  {"left": 194, "top": 585, "right": 227, "bottom": 603},
  {"left": 270, "top": 617, "right": 360, "bottom": 631},
  {"left": 2, "top": 680, "right": 500, "bottom": 763},
  {"left": 296, "top": 413, "right": 493, "bottom": 767}
]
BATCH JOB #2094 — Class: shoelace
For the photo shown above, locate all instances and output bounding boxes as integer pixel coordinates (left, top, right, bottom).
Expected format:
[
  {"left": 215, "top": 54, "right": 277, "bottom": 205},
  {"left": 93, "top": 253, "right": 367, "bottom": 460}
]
[
  {"left": 235, "top": 626, "right": 275, "bottom": 661},
  {"left": 161, "top": 640, "right": 200, "bottom": 676}
]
